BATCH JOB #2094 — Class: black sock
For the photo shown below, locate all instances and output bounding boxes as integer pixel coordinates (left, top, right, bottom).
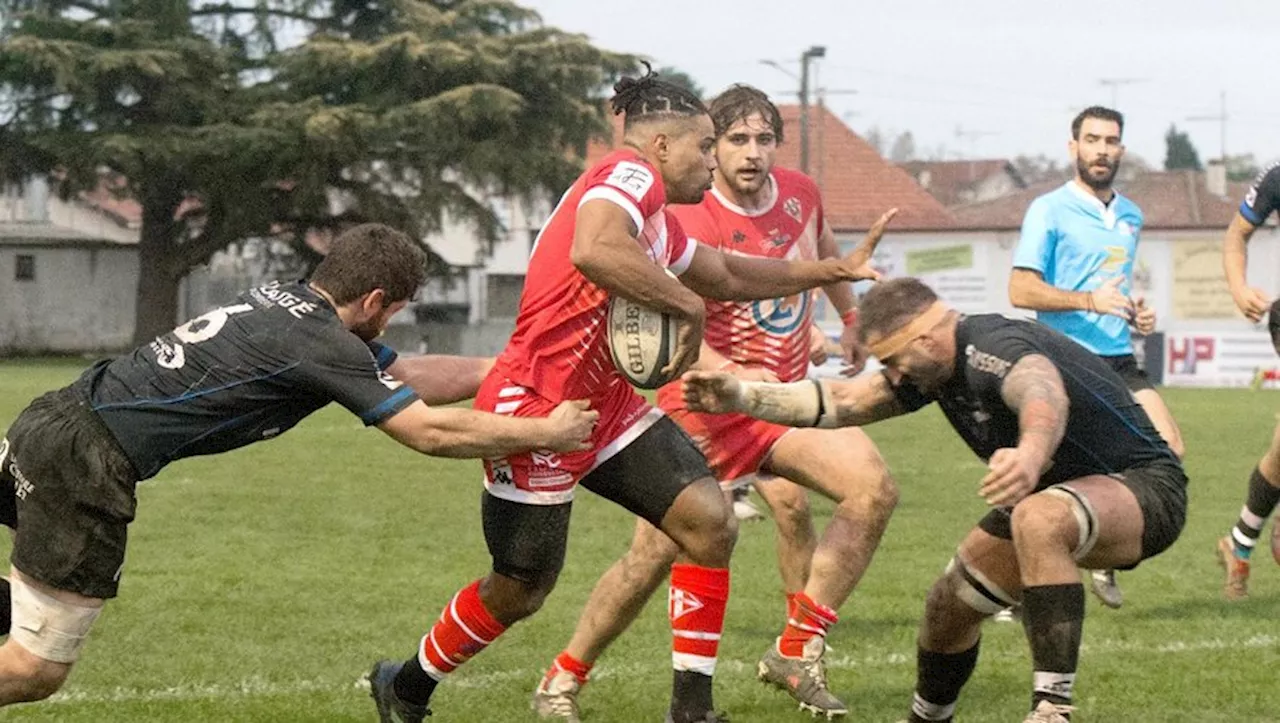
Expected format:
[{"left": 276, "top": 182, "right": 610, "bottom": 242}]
[
  {"left": 1021, "top": 583, "right": 1085, "bottom": 710},
  {"left": 1232, "top": 467, "right": 1280, "bottom": 558},
  {"left": 0, "top": 578, "right": 9, "bottom": 634},
  {"left": 909, "top": 640, "right": 980, "bottom": 721},
  {"left": 670, "top": 670, "right": 714, "bottom": 722},
  {"left": 392, "top": 655, "right": 439, "bottom": 706}
]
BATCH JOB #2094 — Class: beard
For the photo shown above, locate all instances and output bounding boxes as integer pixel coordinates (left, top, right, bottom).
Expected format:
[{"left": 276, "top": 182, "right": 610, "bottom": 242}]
[
  {"left": 350, "top": 313, "right": 390, "bottom": 342},
  {"left": 1077, "top": 155, "right": 1119, "bottom": 191}
]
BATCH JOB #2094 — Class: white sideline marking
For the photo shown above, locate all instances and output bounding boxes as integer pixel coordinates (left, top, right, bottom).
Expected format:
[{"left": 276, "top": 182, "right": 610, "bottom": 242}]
[{"left": 44, "top": 633, "right": 1277, "bottom": 706}]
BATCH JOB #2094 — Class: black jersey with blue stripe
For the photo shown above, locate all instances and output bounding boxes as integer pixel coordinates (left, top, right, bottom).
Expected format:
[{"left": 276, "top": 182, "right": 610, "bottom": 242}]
[
  {"left": 1240, "top": 162, "right": 1280, "bottom": 227},
  {"left": 77, "top": 280, "right": 416, "bottom": 480},
  {"left": 890, "top": 314, "right": 1178, "bottom": 489}
]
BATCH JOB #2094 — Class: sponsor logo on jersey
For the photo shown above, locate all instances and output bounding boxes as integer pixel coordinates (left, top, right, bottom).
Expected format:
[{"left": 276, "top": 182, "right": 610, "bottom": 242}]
[
  {"left": 377, "top": 368, "right": 404, "bottom": 391},
  {"left": 783, "top": 197, "right": 802, "bottom": 222},
  {"left": 766, "top": 229, "right": 792, "bottom": 249},
  {"left": 965, "top": 344, "right": 1013, "bottom": 378},
  {"left": 605, "top": 161, "right": 655, "bottom": 202},
  {"left": 253, "top": 284, "right": 320, "bottom": 318},
  {"left": 6, "top": 453, "right": 33, "bottom": 500},
  {"left": 489, "top": 460, "right": 515, "bottom": 486},
  {"left": 1099, "top": 245, "right": 1129, "bottom": 273},
  {"left": 1116, "top": 221, "right": 1135, "bottom": 238},
  {"left": 151, "top": 338, "right": 185, "bottom": 370},
  {"left": 531, "top": 450, "right": 562, "bottom": 469},
  {"left": 731, "top": 230, "right": 747, "bottom": 244},
  {"left": 1246, "top": 185, "right": 1259, "bottom": 209},
  {"left": 751, "top": 293, "right": 811, "bottom": 335}
]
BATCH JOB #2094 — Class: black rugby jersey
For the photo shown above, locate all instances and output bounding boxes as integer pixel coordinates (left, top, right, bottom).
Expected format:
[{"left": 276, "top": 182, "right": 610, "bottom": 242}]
[
  {"left": 890, "top": 314, "right": 1178, "bottom": 489},
  {"left": 1240, "top": 162, "right": 1280, "bottom": 227},
  {"left": 77, "top": 281, "right": 417, "bottom": 479}
]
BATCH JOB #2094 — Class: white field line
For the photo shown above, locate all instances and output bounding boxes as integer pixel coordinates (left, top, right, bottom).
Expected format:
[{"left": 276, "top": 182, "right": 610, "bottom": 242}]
[{"left": 44, "top": 633, "right": 1278, "bottom": 706}]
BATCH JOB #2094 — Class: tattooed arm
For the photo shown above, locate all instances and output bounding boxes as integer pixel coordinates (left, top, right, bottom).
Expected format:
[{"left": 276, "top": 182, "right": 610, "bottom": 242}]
[
  {"left": 680, "top": 370, "right": 908, "bottom": 428},
  {"left": 979, "top": 353, "right": 1070, "bottom": 506},
  {"left": 999, "top": 354, "right": 1070, "bottom": 466}
]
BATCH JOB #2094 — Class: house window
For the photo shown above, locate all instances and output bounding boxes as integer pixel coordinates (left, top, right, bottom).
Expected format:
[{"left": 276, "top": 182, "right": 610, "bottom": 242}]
[{"left": 14, "top": 254, "right": 35, "bottom": 282}]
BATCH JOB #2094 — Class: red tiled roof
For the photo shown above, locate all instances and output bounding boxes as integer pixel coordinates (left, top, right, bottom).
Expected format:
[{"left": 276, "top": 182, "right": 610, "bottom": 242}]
[
  {"left": 79, "top": 178, "right": 142, "bottom": 228},
  {"left": 899, "top": 159, "right": 1025, "bottom": 207},
  {"left": 949, "top": 171, "right": 1250, "bottom": 230},
  {"left": 584, "top": 105, "right": 955, "bottom": 232}
]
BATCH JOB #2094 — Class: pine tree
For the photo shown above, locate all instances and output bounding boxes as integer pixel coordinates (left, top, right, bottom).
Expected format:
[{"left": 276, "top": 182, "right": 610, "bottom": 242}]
[
  {"left": 1163, "top": 124, "right": 1203, "bottom": 171},
  {"left": 0, "top": 0, "right": 632, "bottom": 343}
]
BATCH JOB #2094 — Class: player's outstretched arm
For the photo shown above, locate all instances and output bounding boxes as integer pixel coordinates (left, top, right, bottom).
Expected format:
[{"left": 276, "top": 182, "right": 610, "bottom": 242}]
[
  {"left": 679, "top": 209, "right": 896, "bottom": 302},
  {"left": 571, "top": 200, "right": 704, "bottom": 320},
  {"left": 376, "top": 400, "right": 598, "bottom": 459},
  {"left": 1223, "top": 212, "right": 1271, "bottom": 322},
  {"left": 681, "top": 369, "right": 905, "bottom": 427},
  {"left": 816, "top": 222, "right": 867, "bottom": 374},
  {"left": 386, "top": 355, "right": 496, "bottom": 406}
]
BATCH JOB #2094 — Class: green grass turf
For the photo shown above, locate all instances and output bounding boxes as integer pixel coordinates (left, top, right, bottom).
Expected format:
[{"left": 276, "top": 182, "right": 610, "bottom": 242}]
[{"left": 0, "top": 358, "right": 1277, "bottom": 721}]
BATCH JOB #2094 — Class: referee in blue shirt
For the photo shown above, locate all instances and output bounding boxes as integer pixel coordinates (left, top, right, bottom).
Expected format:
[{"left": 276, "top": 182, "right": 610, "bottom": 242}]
[{"left": 1009, "top": 106, "right": 1185, "bottom": 610}]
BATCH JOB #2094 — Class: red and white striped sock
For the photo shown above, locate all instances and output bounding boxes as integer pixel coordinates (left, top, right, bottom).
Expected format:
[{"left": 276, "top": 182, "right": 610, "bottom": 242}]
[
  {"left": 778, "top": 592, "right": 838, "bottom": 658},
  {"left": 418, "top": 580, "right": 506, "bottom": 679},
  {"left": 545, "top": 651, "right": 592, "bottom": 686}
]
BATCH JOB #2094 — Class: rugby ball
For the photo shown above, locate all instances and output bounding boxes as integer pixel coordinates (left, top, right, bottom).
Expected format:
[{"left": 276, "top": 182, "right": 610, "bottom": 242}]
[{"left": 607, "top": 296, "right": 679, "bottom": 389}]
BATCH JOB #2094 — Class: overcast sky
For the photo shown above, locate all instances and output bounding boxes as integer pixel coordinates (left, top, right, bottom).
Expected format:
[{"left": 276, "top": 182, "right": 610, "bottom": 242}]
[{"left": 524, "top": 0, "right": 1280, "bottom": 171}]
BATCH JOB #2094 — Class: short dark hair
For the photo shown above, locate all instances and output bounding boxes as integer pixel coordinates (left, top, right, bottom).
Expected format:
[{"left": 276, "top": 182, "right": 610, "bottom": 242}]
[
  {"left": 709, "top": 84, "right": 783, "bottom": 142},
  {"left": 610, "top": 62, "right": 707, "bottom": 131},
  {"left": 310, "top": 223, "right": 427, "bottom": 306},
  {"left": 1071, "top": 106, "right": 1124, "bottom": 140},
  {"left": 857, "top": 278, "right": 940, "bottom": 344}
]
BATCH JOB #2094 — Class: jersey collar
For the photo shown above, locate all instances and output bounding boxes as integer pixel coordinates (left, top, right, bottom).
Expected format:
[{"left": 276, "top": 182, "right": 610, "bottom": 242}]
[{"left": 1065, "top": 180, "right": 1123, "bottom": 229}]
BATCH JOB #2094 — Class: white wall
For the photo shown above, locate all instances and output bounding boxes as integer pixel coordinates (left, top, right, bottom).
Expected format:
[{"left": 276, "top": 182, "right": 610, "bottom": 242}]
[
  {"left": 0, "top": 246, "right": 139, "bottom": 353},
  {"left": 0, "top": 190, "right": 137, "bottom": 245},
  {"left": 825, "top": 227, "right": 1280, "bottom": 386}
]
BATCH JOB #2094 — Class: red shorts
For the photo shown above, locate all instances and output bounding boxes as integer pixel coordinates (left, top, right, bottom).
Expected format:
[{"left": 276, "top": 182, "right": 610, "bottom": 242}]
[
  {"left": 665, "top": 406, "right": 793, "bottom": 488},
  {"left": 474, "top": 372, "right": 661, "bottom": 505}
]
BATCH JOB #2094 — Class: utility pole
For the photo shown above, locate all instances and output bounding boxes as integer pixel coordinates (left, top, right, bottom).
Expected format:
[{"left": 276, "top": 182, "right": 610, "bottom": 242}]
[
  {"left": 763, "top": 51, "right": 856, "bottom": 177},
  {"left": 1187, "top": 90, "right": 1228, "bottom": 162},
  {"left": 797, "top": 45, "right": 826, "bottom": 175}
]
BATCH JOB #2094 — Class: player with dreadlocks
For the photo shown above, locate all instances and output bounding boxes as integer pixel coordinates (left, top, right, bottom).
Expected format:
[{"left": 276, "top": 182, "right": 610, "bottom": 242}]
[{"left": 367, "top": 65, "right": 886, "bottom": 722}]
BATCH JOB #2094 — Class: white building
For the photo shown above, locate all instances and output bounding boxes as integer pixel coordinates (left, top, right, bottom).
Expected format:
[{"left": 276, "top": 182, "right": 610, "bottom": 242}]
[{"left": 0, "top": 178, "right": 140, "bottom": 354}]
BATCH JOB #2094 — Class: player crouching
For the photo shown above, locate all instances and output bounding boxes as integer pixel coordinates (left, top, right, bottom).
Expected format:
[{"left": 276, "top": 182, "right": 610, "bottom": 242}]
[{"left": 681, "top": 277, "right": 1188, "bottom": 722}]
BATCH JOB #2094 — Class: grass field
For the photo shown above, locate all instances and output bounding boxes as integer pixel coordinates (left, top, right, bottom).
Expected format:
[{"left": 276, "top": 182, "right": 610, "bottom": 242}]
[{"left": 1, "top": 358, "right": 1279, "bottom": 722}]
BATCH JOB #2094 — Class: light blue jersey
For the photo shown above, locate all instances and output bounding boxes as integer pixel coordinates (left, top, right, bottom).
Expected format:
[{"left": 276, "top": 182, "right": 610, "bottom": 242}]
[{"left": 1013, "top": 181, "right": 1143, "bottom": 357}]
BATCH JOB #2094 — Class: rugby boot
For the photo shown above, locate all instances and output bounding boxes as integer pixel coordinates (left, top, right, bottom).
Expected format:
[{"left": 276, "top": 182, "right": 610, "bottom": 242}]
[
  {"left": 367, "top": 659, "right": 431, "bottom": 722},
  {"left": 1088, "top": 569, "right": 1123, "bottom": 609},
  {"left": 1216, "top": 535, "right": 1250, "bottom": 601},
  {"left": 532, "top": 668, "right": 583, "bottom": 721},
  {"left": 1022, "top": 700, "right": 1074, "bottom": 722},
  {"left": 757, "top": 636, "right": 849, "bottom": 718}
]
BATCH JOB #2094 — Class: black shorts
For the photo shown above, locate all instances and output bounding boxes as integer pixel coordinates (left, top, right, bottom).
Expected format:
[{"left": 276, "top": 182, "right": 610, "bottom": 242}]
[
  {"left": 1103, "top": 354, "right": 1154, "bottom": 393},
  {"left": 977, "top": 460, "right": 1187, "bottom": 569},
  {"left": 1, "top": 386, "right": 139, "bottom": 599},
  {"left": 482, "top": 416, "right": 713, "bottom": 584}
]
